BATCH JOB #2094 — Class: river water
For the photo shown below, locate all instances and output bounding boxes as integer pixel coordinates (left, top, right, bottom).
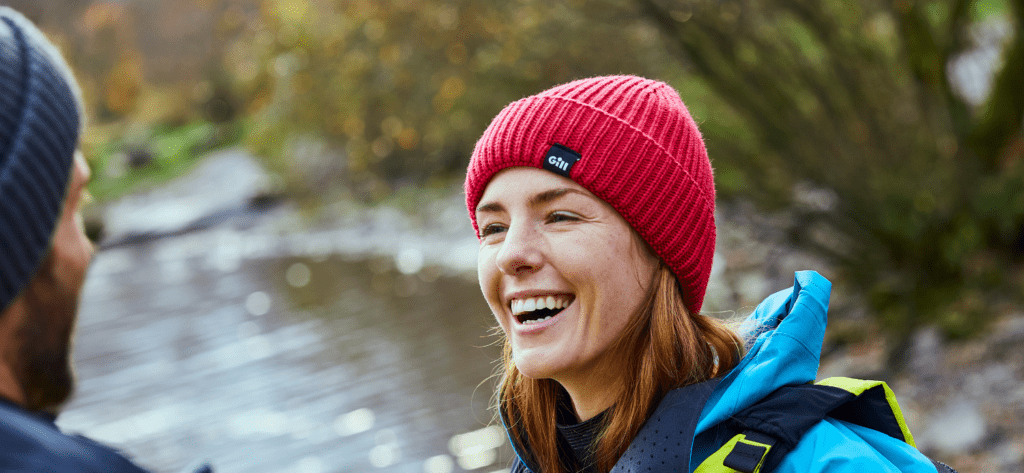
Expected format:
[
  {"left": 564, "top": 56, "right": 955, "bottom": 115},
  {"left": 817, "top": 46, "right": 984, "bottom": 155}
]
[
  {"left": 56, "top": 153, "right": 511, "bottom": 473},
  {"left": 60, "top": 231, "right": 506, "bottom": 473}
]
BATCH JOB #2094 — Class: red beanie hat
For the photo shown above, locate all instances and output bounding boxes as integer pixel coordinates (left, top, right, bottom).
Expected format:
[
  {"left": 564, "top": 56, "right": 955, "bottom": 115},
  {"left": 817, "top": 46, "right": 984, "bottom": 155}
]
[{"left": 465, "top": 75, "right": 716, "bottom": 314}]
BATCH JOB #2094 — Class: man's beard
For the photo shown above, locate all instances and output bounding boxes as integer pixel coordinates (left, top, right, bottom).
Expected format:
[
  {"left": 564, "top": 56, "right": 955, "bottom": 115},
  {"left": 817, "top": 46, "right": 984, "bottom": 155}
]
[{"left": 15, "top": 252, "right": 80, "bottom": 414}]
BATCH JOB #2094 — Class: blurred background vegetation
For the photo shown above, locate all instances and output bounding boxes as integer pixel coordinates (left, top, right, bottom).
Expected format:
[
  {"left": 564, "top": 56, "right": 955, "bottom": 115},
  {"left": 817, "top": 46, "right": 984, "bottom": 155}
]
[{"left": 10, "top": 0, "right": 1023, "bottom": 349}]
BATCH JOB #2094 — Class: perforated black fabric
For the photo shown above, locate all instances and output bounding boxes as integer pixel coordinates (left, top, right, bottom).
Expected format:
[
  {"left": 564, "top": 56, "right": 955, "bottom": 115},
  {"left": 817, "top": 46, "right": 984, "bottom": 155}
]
[{"left": 608, "top": 378, "right": 720, "bottom": 473}]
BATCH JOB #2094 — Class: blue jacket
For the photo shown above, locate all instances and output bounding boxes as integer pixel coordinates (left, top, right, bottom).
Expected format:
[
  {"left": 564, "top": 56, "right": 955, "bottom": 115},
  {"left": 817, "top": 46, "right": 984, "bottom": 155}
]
[
  {"left": 505, "top": 271, "right": 938, "bottom": 472},
  {"left": 0, "top": 399, "right": 215, "bottom": 473},
  {"left": 0, "top": 398, "right": 152, "bottom": 472},
  {"left": 690, "top": 270, "right": 935, "bottom": 472}
]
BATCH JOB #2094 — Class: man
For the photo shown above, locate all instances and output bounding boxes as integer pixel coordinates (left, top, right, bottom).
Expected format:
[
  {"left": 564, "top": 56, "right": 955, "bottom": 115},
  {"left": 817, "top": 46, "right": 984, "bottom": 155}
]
[{"left": 0, "top": 7, "right": 210, "bottom": 472}]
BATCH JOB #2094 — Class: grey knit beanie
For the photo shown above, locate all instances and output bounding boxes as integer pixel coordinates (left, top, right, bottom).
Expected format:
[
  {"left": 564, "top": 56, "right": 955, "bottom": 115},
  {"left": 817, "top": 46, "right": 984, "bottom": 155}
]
[{"left": 0, "top": 7, "right": 83, "bottom": 313}]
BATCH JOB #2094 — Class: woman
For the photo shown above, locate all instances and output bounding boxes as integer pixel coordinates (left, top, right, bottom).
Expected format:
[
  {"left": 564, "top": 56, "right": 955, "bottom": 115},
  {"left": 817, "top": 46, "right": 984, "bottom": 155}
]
[{"left": 464, "top": 76, "right": 951, "bottom": 472}]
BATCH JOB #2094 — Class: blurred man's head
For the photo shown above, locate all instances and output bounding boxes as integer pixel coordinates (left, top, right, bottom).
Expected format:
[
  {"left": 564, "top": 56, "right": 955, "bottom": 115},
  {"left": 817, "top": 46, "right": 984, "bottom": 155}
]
[{"left": 0, "top": 7, "right": 91, "bottom": 413}]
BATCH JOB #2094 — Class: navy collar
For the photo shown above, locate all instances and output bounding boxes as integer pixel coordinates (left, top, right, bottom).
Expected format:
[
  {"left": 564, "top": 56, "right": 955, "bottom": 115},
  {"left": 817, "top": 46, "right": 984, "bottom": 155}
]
[
  {"left": 0, "top": 395, "right": 58, "bottom": 423},
  {"left": 502, "top": 378, "right": 722, "bottom": 472}
]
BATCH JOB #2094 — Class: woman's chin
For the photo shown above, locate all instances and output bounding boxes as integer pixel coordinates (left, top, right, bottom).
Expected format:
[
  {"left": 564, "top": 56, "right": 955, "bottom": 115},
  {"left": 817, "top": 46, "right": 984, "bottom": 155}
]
[{"left": 513, "top": 351, "right": 563, "bottom": 381}]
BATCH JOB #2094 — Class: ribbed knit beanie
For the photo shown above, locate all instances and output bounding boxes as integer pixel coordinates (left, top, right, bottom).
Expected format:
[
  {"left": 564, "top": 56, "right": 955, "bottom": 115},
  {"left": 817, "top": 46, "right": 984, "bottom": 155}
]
[
  {"left": 0, "top": 7, "right": 82, "bottom": 313},
  {"left": 465, "top": 75, "right": 716, "bottom": 314}
]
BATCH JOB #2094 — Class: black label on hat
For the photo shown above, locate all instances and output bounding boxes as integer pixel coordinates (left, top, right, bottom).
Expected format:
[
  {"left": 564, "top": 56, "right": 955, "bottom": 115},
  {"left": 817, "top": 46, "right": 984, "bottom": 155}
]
[{"left": 542, "top": 144, "right": 581, "bottom": 178}]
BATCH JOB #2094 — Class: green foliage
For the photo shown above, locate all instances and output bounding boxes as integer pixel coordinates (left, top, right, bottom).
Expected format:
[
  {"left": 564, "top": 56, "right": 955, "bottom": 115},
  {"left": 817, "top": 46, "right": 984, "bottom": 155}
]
[
  {"left": 228, "top": 0, "right": 687, "bottom": 201},
  {"left": 87, "top": 121, "right": 242, "bottom": 202},
  {"left": 639, "top": 0, "right": 1024, "bottom": 341}
]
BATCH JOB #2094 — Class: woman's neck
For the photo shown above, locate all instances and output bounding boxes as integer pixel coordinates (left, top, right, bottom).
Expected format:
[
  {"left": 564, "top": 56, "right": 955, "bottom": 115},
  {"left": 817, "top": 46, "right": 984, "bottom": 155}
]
[{"left": 557, "top": 365, "right": 624, "bottom": 421}]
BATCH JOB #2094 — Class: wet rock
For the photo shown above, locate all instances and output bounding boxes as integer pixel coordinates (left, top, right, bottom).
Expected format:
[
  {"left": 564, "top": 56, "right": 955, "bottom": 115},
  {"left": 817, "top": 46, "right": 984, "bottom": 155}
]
[
  {"left": 966, "top": 363, "right": 1017, "bottom": 400},
  {"left": 126, "top": 148, "right": 154, "bottom": 169},
  {"left": 908, "top": 326, "right": 944, "bottom": 389},
  {"left": 991, "top": 314, "right": 1024, "bottom": 355},
  {"left": 992, "top": 440, "right": 1024, "bottom": 471},
  {"left": 817, "top": 339, "right": 886, "bottom": 380},
  {"left": 101, "top": 148, "right": 275, "bottom": 244},
  {"left": 919, "top": 397, "right": 987, "bottom": 454}
]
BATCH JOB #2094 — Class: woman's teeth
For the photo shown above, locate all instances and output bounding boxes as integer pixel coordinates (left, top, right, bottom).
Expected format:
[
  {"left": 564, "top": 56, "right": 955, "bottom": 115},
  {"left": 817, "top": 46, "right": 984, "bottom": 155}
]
[
  {"left": 511, "top": 295, "right": 573, "bottom": 324},
  {"left": 522, "top": 314, "right": 553, "bottom": 325}
]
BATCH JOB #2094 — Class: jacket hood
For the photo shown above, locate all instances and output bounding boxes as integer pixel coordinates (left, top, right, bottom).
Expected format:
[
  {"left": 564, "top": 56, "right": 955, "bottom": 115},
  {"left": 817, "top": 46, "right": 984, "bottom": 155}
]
[{"left": 695, "top": 270, "right": 832, "bottom": 434}]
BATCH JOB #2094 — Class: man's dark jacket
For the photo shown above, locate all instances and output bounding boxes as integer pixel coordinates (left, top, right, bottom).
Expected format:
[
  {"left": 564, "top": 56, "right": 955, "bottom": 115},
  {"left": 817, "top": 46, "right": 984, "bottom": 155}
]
[{"left": 0, "top": 398, "right": 151, "bottom": 472}]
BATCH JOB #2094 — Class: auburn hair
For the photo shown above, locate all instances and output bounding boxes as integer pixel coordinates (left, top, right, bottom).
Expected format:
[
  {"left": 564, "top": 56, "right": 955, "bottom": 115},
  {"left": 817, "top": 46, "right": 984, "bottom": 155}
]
[{"left": 497, "top": 262, "right": 745, "bottom": 472}]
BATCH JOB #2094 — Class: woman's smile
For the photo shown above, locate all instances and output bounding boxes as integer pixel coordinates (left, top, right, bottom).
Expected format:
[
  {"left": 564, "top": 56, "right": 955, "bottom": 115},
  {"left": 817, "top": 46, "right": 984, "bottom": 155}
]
[
  {"left": 509, "top": 293, "right": 575, "bottom": 324},
  {"left": 509, "top": 298, "right": 571, "bottom": 335}
]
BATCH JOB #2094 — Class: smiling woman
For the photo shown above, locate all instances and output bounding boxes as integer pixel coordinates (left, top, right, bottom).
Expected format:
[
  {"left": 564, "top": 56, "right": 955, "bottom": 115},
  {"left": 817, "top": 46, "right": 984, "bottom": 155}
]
[
  {"left": 463, "top": 76, "right": 957, "bottom": 473},
  {"left": 476, "top": 167, "right": 662, "bottom": 421},
  {"left": 465, "top": 75, "right": 742, "bottom": 473}
]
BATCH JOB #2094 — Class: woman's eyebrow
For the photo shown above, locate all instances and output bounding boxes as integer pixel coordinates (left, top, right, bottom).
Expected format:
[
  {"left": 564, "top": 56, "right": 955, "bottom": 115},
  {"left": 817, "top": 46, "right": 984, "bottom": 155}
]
[
  {"left": 476, "top": 201, "right": 504, "bottom": 214},
  {"left": 530, "top": 187, "right": 585, "bottom": 206},
  {"left": 476, "top": 187, "right": 587, "bottom": 215}
]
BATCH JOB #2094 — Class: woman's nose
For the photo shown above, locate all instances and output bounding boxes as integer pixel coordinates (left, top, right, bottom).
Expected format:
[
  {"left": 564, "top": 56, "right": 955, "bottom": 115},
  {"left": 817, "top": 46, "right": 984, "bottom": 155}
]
[{"left": 494, "top": 221, "right": 543, "bottom": 276}]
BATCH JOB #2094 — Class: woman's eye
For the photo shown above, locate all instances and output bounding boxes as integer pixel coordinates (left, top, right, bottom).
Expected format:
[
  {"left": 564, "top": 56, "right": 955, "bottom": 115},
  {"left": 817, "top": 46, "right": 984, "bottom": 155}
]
[
  {"left": 548, "top": 211, "right": 580, "bottom": 223},
  {"left": 480, "top": 223, "right": 507, "bottom": 237}
]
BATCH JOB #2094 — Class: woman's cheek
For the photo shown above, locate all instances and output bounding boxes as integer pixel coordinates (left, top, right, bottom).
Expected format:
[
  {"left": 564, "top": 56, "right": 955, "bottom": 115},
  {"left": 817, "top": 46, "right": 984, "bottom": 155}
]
[{"left": 476, "top": 248, "right": 503, "bottom": 325}]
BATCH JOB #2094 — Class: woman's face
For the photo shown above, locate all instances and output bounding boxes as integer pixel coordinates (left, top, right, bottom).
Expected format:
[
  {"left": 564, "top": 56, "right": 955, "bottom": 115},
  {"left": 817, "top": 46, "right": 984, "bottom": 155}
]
[{"left": 475, "top": 167, "right": 659, "bottom": 387}]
